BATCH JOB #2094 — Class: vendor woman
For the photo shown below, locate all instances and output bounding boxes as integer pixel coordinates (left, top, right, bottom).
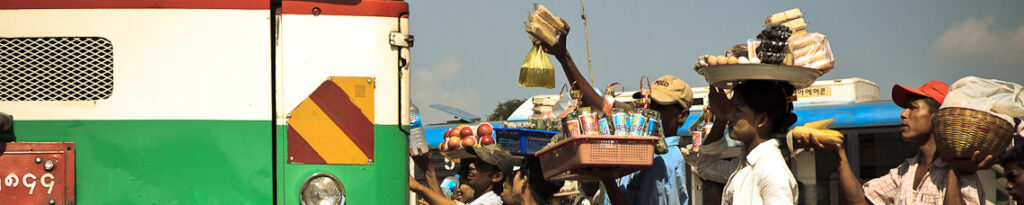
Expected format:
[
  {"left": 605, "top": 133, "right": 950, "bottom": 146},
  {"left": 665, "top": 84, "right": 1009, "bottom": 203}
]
[
  {"left": 537, "top": 19, "right": 693, "bottom": 205},
  {"left": 684, "top": 80, "right": 800, "bottom": 204}
]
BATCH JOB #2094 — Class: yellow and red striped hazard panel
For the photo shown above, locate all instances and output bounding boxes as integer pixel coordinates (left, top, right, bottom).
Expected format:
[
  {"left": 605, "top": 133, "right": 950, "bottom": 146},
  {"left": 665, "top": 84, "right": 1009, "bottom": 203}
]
[{"left": 288, "top": 77, "right": 375, "bottom": 164}]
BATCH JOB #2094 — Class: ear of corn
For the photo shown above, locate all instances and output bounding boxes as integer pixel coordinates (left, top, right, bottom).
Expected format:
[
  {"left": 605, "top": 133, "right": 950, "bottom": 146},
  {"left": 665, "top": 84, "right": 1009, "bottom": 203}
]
[{"left": 792, "top": 118, "right": 843, "bottom": 144}]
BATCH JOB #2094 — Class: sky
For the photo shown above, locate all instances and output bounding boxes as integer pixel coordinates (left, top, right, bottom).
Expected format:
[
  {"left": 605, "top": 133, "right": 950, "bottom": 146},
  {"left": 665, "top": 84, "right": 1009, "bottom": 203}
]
[{"left": 408, "top": 0, "right": 1024, "bottom": 125}]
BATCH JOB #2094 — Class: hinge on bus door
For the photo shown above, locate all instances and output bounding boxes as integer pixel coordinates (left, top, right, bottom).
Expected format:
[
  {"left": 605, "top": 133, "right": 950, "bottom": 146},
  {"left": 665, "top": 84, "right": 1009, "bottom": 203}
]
[{"left": 389, "top": 32, "right": 414, "bottom": 48}]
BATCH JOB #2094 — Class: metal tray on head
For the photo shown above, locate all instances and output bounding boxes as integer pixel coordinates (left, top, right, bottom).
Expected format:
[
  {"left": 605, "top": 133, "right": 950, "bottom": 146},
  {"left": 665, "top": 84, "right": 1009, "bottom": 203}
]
[{"left": 697, "top": 64, "right": 823, "bottom": 89}]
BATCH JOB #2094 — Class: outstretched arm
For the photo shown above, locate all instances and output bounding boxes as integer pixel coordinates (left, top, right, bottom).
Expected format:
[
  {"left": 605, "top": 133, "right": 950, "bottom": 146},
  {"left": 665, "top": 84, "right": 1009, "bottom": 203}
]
[
  {"left": 537, "top": 19, "right": 619, "bottom": 112},
  {"left": 410, "top": 175, "right": 458, "bottom": 205}
]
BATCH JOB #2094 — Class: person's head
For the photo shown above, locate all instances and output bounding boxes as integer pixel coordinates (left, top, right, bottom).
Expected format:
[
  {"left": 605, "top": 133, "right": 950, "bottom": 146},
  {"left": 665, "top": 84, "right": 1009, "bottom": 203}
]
[
  {"left": 647, "top": 75, "right": 694, "bottom": 136},
  {"left": 726, "top": 80, "right": 798, "bottom": 143},
  {"left": 1002, "top": 144, "right": 1024, "bottom": 202},
  {"left": 457, "top": 145, "right": 514, "bottom": 202},
  {"left": 501, "top": 156, "right": 564, "bottom": 205},
  {"left": 891, "top": 81, "right": 948, "bottom": 144}
]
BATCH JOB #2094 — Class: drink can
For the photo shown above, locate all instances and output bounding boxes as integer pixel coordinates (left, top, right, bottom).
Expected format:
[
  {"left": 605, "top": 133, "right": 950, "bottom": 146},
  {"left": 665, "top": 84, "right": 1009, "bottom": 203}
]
[
  {"left": 577, "top": 107, "right": 599, "bottom": 136},
  {"left": 597, "top": 113, "right": 611, "bottom": 135},
  {"left": 612, "top": 108, "right": 630, "bottom": 136},
  {"left": 691, "top": 130, "right": 702, "bottom": 152},
  {"left": 644, "top": 110, "right": 661, "bottom": 137},
  {"left": 629, "top": 109, "right": 647, "bottom": 136}
]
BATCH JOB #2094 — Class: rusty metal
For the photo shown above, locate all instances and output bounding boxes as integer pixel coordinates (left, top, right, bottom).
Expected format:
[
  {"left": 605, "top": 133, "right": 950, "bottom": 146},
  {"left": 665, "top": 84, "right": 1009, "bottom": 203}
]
[{"left": 0, "top": 142, "right": 75, "bottom": 205}]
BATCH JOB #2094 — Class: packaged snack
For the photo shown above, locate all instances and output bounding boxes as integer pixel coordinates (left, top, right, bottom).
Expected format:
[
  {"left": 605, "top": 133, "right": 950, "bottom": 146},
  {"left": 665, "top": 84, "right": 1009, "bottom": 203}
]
[
  {"left": 597, "top": 112, "right": 612, "bottom": 135},
  {"left": 564, "top": 111, "right": 581, "bottom": 137},
  {"left": 787, "top": 32, "right": 835, "bottom": 73},
  {"left": 765, "top": 8, "right": 803, "bottom": 25},
  {"left": 577, "top": 107, "right": 600, "bottom": 135},
  {"left": 525, "top": 22, "right": 559, "bottom": 47},
  {"left": 612, "top": 108, "right": 631, "bottom": 136},
  {"left": 644, "top": 110, "right": 661, "bottom": 137},
  {"left": 533, "top": 4, "right": 566, "bottom": 33},
  {"left": 629, "top": 108, "right": 648, "bottom": 136}
]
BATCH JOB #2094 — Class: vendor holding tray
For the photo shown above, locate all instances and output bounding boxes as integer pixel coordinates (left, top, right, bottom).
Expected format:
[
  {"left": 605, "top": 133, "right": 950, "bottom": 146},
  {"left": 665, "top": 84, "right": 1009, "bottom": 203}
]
[{"left": 533, "top": 18, "right": 694, "bottom": 205}]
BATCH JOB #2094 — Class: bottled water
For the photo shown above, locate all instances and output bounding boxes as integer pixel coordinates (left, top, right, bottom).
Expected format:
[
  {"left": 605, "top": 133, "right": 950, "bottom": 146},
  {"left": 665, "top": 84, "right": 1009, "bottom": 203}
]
[{"left": 409, "top": 103, "right": 430, "bottom": 155}]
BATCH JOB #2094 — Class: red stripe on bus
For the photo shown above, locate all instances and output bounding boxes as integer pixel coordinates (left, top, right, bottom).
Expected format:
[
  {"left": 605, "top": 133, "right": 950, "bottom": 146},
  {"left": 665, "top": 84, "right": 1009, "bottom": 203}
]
[
  {"left": 287, "top": 125, "right": 327, "bottom": 164},
  {"left": 308, "top": 81, "right": 375, "bottom": 160},
  {"left": 282, "top": 0, "right": 408, "bottom": 17},
  {"left": 0, "top": 0, "right": 268, "bottom": 10}
]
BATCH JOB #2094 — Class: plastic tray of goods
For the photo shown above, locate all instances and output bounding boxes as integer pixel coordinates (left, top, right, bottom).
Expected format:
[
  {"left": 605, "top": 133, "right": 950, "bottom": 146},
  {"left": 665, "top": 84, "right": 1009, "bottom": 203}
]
[
  {"left": 697, "top": 64, "right": 823, "bottom": 89},
  {"left": 535, "top": 135, "right": 658, "bottom": 181},
  {"left": 494, "top": 128, "right": 558, "bottom": 156}
]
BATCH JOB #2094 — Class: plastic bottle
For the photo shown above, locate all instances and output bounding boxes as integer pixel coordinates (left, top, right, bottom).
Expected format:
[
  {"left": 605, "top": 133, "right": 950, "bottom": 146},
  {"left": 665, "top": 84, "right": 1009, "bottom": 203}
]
[{"left": 409, "top": 103, "right": 430, "bottom": 155}]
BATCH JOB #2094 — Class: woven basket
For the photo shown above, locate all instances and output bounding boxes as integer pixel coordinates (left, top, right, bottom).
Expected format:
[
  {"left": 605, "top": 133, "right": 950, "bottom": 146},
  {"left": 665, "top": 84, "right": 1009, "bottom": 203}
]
[{"left": 933, "top": 107, "right": 1014, "bottom": 160}]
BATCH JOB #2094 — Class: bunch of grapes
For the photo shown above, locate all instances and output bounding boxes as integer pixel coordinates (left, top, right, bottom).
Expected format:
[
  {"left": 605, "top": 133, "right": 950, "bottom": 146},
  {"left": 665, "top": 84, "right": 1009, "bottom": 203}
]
[{"left": 756, "top": 24, "right": 792, "bottom": 65}]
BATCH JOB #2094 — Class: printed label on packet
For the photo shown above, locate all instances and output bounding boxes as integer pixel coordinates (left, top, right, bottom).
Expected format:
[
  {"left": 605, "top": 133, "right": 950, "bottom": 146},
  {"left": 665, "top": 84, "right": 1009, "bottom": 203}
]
[
  {"left": 566, "top": 120, "right": 582, "bottom": 137},
  {"left": 579, "top": 113, "right": 599, "bottom": 135},
  {"left": 612, "top": 113, "right": 630, "bottom": 136},
  {"left": 645, "top": 118, "right": 660, "bottom": 137},
  {"left": 629, "top": 113, "right": 647, "bottom": 136},
  {"left": 691, "top": 130, "right": 702, "bottom": 152},
  {"left": 598, "top": 118, "right": 611, "bottom": 135}
]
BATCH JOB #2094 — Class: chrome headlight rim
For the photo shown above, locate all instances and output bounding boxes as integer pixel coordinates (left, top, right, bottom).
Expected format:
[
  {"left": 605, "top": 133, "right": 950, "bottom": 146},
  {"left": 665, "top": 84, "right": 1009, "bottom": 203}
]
[{"left": 300, "top": 172, "right": 345, "bottom": 205}]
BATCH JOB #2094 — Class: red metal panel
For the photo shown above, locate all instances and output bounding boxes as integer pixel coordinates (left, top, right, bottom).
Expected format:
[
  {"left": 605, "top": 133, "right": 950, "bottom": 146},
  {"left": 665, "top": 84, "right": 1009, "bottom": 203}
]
[
  {"left": 0, "top": 142, "right": 75, "bottom": 205},
  {"left": 281, "top": 0, "right": 408, "bottom": 17},
  {"left": 0, "top": 0, "right": 269, "bottom": 10}
]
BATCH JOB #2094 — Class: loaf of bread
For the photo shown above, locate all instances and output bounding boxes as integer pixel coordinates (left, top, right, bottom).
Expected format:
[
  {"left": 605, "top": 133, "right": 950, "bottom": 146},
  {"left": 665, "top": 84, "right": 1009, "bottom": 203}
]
[
  {"left": 782, "top": 18, "right": 807, "bottom": 32},
  {"left": 533, "top": 4, "right": 566, "bottom": 32},
  {"left": 765, "top": 8, "right": 803, "bottom": 24},
  {"left": 525, "top": 22, "right": 558, "bottom": 46}
]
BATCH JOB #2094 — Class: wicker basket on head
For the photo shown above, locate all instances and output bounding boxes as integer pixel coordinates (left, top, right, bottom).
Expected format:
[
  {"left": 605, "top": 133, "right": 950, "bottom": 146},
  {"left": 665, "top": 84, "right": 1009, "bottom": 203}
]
[{"left": 933, "top": 107, "right": 1014, "bottom": 161}]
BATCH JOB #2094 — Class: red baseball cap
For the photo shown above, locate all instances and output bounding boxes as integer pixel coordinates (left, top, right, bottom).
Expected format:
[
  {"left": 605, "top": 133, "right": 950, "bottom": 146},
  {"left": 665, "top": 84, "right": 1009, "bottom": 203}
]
[{"left": 892, "top": 80, "right": 950, "bottom": 108}]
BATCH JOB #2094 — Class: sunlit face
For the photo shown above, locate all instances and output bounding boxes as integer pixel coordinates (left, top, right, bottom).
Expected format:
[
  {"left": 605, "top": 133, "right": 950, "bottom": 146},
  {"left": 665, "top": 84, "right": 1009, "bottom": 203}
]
[
  {"left": 899, "top": 98, "right": 935, "bottom": 143},
  {"left": 500, "top": 171, "right": 526, "bottom": 205},
  {"left": 1005, "top": 162, "right": 1024, "bottom": 203},
  {"left": 726, "top": 95, "right": 762, "bottom": 143},
  {"left": 457, "top": 158, "right": 502, "bottom": 203},
  {"left": 650, "top": 102, "right": 689, "bottom": 136}
]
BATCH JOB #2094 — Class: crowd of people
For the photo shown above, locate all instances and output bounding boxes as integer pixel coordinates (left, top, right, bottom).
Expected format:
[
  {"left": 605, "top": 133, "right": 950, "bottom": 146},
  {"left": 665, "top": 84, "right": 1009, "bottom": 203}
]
[{"left": 409, "top": 20, "right": 1023, "bottom": 205}]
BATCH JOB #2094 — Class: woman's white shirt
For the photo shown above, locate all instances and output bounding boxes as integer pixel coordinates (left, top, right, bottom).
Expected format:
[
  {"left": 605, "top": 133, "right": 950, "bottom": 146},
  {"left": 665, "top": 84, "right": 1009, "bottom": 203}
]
[{"left": 685, "top": 138, "right": 798, "bottom": 205}]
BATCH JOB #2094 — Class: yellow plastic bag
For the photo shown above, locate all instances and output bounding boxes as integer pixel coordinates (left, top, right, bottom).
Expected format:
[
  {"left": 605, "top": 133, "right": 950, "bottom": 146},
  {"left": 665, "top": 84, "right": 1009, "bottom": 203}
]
[{"left": 519, "top": 45, "right": 555, "bottom": 88}]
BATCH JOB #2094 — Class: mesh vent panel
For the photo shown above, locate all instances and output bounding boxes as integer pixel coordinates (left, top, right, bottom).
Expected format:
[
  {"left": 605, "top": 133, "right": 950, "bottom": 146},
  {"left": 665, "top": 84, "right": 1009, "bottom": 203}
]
[{"left": 1, "top": 37, "right": 113, "bottom": 101}]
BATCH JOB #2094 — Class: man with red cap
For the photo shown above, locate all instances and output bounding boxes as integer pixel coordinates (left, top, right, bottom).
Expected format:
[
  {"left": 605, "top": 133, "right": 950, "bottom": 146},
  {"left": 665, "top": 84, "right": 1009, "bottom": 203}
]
[{"left": 806, "top": 81, "right": 994, "bottom": 205}]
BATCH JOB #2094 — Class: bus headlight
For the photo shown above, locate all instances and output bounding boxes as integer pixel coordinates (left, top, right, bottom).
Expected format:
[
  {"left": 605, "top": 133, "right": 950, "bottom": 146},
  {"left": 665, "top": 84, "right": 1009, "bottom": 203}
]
[{"left": 300, "top": 173, "right": 345, "bottom": 205}]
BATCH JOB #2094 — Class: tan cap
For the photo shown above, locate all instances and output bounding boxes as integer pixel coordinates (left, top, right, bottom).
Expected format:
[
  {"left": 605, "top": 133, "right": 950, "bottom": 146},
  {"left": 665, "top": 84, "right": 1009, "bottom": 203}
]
[
  {"left": 464, "top": 144, "right": 515, "bottom": 176},
  {"left": 650, "top": 75, "right": 694, "bottom": 109}
]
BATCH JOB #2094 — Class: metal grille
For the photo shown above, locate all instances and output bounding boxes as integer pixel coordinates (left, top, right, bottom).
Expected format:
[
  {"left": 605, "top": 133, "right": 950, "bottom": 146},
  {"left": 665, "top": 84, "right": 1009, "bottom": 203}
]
[{"left": 0, "top": 37, "right": 113, "bottom": 101}]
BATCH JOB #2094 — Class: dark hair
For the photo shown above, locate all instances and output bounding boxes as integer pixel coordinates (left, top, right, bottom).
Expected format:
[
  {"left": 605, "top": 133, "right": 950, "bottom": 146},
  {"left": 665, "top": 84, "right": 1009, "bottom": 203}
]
[
  {"left": 461, "top": 158, "right": 505, "bottom": 195},
  {"left": 517, "top": 156, "right": 564, "bottom": 202},
  {"left": 733, "top": 80, "right": 798, "bottom": 135},
  {"left": 1002, "top": 144, "right": 1024, "bottom": 169},
  {"left": 908, "top": 95, "right": 941, "bottom": 114}
]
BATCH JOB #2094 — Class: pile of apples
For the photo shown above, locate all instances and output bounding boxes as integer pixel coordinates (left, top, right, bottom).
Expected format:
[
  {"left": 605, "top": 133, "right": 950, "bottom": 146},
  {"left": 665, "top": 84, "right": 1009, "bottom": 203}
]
[{"left": 440, "top": 123, "right": 496, "bottom": 151}]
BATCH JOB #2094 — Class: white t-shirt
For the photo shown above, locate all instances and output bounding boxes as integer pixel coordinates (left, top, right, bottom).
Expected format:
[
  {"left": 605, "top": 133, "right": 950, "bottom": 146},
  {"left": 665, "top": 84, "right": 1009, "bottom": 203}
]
[{"left": 456, "top": 191, "right": 503, "bottom": 205}]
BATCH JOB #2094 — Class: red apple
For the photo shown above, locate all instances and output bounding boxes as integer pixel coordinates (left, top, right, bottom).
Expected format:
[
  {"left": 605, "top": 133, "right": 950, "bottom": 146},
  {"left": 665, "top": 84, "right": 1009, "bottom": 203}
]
[
  {"left": 440, "top": 139, "right": 449, "bottom": 151},
  {"left": 448, "top": 136, "right": 462, "bottom": 149},
  {"left": 477, "top": 123, "right": 493, "bottom": 136},
  {"left": 448, "top": 128, "right": 461, "bottom": 139},
  {"left": 460, "top": 127, "right": 474, "bottom": 138},
  {"left": 480, "top": 135, "right": 495, "bottom": 145},
  {"left": 444, "top": 128, "right": 453, "bottom": 139},
  {"left": 461, "top": 136, "right": 477, "bottom": 147}
]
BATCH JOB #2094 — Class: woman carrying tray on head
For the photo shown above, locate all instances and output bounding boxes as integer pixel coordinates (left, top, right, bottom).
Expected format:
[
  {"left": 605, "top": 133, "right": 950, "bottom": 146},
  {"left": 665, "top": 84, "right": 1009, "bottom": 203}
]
[{"left": 683, "top": 80, "right": 800, "bottom": 204}]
